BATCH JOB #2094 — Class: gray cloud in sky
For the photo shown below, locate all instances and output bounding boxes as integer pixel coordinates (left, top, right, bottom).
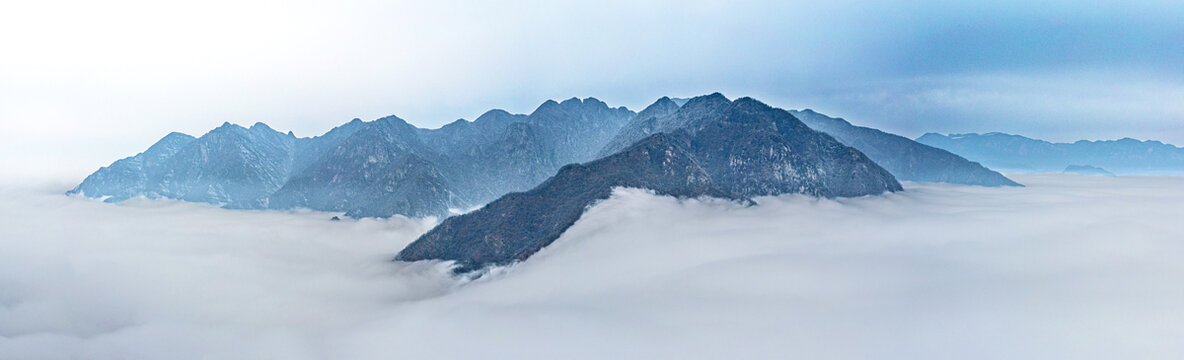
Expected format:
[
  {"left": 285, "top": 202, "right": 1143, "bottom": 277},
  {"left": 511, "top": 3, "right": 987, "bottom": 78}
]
[{"left": 1, "top": 0, "right": 1181, "bottom": 179}]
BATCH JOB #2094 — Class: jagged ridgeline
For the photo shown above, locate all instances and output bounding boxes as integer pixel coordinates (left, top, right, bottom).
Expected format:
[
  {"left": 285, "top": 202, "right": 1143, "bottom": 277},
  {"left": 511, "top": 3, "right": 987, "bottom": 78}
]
[
  {"left": 69, "top": 97, "right": 634, "bottom": 218},
  {"left": 72, "top": 93, "right": 1023, "bottom": 224},
  {"left": 397, "top": 95, "right": 904, "bottom": 272}
]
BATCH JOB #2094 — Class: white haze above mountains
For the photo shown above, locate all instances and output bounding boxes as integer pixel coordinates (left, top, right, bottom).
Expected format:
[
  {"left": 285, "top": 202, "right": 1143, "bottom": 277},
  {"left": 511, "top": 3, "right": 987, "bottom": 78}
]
[
  {"left": 3, "top": 174, "right": 1183, "bottom": 359},
  {"left": 2, "top": 0, "right": 1183, "bottom": 179}
]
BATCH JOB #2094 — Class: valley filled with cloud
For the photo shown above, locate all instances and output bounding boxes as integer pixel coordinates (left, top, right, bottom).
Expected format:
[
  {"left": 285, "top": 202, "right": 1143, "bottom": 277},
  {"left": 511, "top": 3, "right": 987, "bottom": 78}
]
[{"left": 3, "top": 174, "right": 1181, "bottom": 359}]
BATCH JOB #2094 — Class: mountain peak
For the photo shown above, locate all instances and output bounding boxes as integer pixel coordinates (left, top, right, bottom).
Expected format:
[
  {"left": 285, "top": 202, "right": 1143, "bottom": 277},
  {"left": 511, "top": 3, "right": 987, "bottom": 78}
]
[
  {"left": 142, "top": 132, "right": 197, "bottom": 155},
  {"left": 682, "top": 92, "right": 731, "bottom": 109},
  {"left": 639, "top": 96, "right": 679, "bottom": 114},
  {"left": 475, "top": 109, "right": 515, "bottom": 123},
  {"left": 210, "top": 122, "right": 247, "bottom": 134},
  {"left": 560, "top": 97, "right": 583, "bottom": 106},
  {"left": 250, "top": 122, "right": 275, "bottom": 132},
  {"left": 617, "top": 98, "right": 679, "bottom": 127},
  {"left": 732, "top": 96, "right": 769, "bottom": 109},
  {"left": 374, "top": 114, "right": 411, "bottom": 126},
  {"left": 533, "top": 99, "right": 561, "bottom": 114},
  {"left": 162, "top": 131, "right": 195, "bottom": 141}
]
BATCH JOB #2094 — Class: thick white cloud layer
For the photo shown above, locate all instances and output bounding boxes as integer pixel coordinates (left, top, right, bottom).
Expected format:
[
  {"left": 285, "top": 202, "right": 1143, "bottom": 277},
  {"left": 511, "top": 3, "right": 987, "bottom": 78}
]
[{"left": 2, "top": 174, "right": 1183, "bottom": 359}]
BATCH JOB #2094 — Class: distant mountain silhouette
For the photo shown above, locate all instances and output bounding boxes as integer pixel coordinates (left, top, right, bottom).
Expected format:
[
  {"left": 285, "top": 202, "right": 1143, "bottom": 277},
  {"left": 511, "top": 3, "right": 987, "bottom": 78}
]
[
  {"left": 397, "top": 95, "right": 901, "bottom": 272},
  {"left": 1063, "top": 165, "right": 1115, "bottom": 176},
  {"left": 789, "top": 109, "right": 1020, "bottom": 187},
  {"left": 917, "top": 132, "right": 1184, "bottom": 175}
]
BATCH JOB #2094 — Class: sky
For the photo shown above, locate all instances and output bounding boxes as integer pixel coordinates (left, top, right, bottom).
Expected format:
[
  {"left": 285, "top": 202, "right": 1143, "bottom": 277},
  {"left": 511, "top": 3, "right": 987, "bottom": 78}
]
[
  {"left": 2, "top": 174, "right": 1183, "bottom": 359},
  {"left": 1, "top": 0, "right": 1182, "bottom": 179}
]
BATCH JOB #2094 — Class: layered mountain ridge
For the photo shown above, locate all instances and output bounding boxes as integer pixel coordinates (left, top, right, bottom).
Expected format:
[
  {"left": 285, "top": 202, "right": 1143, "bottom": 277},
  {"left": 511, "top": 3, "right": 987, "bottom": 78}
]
[{"left": 72, "top": 93, "right": 1034, "bottom": 223}]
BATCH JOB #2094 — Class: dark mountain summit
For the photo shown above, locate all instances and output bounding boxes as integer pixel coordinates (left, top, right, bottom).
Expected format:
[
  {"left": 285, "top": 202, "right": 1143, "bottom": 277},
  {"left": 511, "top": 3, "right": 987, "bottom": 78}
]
[
  {"left": 789, "top": 109, "right": 1020, "bottom": 187},
  {"left": 692, "top": 98, "right": 900, "bottom": 197},
  {"left": 917, "top": 132, "right": 1184, "bottom": 175},
  {"left": 397, "top": 95, "right": 901, "bottom": 272}
]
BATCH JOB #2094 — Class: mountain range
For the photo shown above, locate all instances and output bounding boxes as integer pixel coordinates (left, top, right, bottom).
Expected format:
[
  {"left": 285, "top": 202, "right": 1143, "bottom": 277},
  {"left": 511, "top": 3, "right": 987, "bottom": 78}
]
[
  {"left": 74, "top": 94, "right": 1023, "bottom": 221},
  {"left": 917, "top": 132, "right": 1184, "bottom": 175},
  {"left": 70, "top": 97, "right": 634, "bottom": 218},
  {"left": 72, "top": 93, "right": 1067, "bottom": 272},
  {"left": 398, "top": 95, "right": 902, "bottom": 272}
]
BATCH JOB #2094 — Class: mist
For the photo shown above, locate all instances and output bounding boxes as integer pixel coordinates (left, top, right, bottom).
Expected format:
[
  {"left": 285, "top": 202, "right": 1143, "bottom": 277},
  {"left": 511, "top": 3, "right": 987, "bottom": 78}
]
[{"left": 2, "top": 174, "right": 1183, "bottom": 359}]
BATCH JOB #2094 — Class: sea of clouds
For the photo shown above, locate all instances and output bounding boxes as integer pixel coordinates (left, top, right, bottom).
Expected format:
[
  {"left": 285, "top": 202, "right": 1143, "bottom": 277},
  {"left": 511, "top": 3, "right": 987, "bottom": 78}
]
[{"left": 2, "top": 174, "right": 1182, "bottom": 359}]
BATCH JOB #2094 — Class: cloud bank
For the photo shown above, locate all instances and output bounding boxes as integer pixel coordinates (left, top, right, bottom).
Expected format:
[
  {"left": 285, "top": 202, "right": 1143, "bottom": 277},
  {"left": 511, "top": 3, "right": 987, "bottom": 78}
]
[{"left": 2, "top": 174, "right": 1183, "bottom": 359}]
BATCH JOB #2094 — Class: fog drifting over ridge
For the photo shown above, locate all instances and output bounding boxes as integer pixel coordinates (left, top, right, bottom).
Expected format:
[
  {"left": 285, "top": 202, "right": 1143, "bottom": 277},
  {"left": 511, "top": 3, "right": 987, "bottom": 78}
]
[{"left": 2, "top": 174, "right": 1183, "bottom": 359}]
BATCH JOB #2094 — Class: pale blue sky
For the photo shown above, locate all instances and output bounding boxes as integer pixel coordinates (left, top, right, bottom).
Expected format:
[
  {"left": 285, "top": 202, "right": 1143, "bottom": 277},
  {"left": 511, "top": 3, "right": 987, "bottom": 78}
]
[{"left": 1, "top": 0, "right": 1181, "bottom": 179}]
